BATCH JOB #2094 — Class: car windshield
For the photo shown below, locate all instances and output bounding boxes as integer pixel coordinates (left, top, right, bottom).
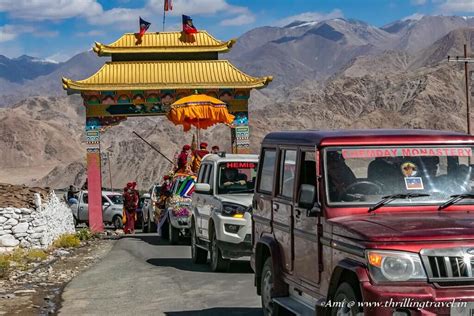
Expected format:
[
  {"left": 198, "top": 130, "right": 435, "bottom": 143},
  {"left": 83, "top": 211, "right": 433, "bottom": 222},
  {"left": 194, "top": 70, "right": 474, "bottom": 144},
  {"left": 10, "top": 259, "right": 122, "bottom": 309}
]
[
  {"left": 107, "top": 194, "right": 123, "bottom": 205},
  {"left": 218, "top": 161, "right": 258, "bottom": 194},
  {"left": 324, "top": 146, "right": 474, "bottom": 206}
]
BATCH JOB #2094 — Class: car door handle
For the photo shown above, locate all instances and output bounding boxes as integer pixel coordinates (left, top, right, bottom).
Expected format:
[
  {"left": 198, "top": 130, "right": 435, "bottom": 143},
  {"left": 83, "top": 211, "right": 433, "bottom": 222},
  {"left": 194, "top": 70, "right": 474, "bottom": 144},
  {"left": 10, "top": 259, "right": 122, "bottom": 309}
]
[
  {"left": 272, "top": 204, "right": 279, "bottom": 212},
  {"left": 295, "top": 209, "right": 302, "bottom": 219}
]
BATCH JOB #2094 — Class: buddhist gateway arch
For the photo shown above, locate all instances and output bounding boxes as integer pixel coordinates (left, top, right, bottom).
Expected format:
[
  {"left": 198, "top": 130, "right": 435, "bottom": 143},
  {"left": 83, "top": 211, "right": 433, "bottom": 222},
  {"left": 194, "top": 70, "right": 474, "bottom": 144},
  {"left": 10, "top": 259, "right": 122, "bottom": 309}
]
[{"left": 62, "top": 30, "right": 272, "bottom": 231}]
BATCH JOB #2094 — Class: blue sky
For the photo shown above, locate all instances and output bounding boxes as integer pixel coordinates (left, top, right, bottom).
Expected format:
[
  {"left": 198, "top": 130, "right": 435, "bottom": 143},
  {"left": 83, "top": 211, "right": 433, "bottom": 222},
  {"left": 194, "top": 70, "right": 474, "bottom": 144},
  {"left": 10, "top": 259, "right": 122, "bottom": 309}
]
[{"left": 0, "top": 0, "right": 473, "bottom": 62}]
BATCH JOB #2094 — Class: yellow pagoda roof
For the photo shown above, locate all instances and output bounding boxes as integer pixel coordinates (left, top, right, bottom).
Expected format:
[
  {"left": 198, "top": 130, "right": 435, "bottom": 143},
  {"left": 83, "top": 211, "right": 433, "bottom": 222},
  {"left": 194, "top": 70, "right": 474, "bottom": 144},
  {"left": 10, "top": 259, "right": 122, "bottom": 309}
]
[
  {"left": 93, "top": 31, "right": 236, "bottom": 55},
  {"left": 62, "top": 60, "right": 273, "bottom": 92}
]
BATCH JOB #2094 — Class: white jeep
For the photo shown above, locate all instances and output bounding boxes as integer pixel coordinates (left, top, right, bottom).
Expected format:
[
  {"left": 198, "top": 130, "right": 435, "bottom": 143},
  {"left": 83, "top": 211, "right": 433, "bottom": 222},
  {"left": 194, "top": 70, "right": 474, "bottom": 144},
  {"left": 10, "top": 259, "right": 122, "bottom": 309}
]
[{"left": 190, "top": 153, "right": 258, "bottom": 272}]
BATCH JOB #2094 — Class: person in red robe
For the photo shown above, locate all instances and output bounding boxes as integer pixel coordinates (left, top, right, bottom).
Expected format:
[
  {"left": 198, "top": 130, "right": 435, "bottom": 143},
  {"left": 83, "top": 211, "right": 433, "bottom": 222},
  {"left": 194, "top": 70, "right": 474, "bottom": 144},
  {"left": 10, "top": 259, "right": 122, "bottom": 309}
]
[
  {"left": 123, "top": 182, "right": 139, "bottom": 234},
  {"left": 192, "top": 142, "right": 209, "bottom": 172},
  {"left": 211, "top": 145, "right": 220, "bottom": 154},
  {"left": 176, "top": 144, "right": 192, "bottom": 173}
]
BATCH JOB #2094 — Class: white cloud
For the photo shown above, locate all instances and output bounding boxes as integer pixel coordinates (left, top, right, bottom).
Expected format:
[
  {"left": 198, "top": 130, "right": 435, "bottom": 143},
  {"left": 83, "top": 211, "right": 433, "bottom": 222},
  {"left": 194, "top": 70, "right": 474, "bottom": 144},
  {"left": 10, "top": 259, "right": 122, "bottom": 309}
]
[
  {"left": 411, "top": 0, "right": 427, "bottom": 5},
  {"left": 0, "top": 0, "right": 255, "bottom": 32},
  {"left": 76, "top": 30, "right": 106, "bottom": 37},
  {"left": 0, "top": 25, "right": 18, "bottom": 43},
  {"left": 275, "top": 9, "right": 344, "bottom": 27},
  {"left": 149, "top": 0, "right": 239, "bottom": 16},
  {"left": 437, "top": 0, "right": 474, "bottom": 13},
  {"left": 86, "top": 7, "right": 147, "bottom": 28},
  {"left": 220, "top": 13, "right": 255, "bottom": 26},
  {"left": 402, "top": 13, "right": 425, "bottom": 20},
  {"left": 0, "top": 24, "right": 34, "bottom": 43},
  {"left": 0, "top": 0, "right": 102, "bottom": 21}
]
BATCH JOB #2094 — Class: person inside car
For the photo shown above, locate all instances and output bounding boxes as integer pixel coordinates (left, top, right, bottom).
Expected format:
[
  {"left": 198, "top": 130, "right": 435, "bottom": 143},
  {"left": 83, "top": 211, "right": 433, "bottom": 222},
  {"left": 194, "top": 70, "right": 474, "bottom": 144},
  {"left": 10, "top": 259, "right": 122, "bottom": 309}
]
[
  {"left": 221, "top": 168, "right": 246, "bottom": 187},
  {"left": 327, "top": 151, "right": 356, "bottom": 201}
]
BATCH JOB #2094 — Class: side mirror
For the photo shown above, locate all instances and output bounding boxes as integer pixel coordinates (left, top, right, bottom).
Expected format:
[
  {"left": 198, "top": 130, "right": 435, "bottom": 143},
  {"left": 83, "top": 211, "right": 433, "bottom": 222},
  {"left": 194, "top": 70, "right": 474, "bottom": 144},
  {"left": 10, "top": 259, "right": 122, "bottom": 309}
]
[
  {"left": 195, "top": 183, "right": 211, "bottom": 194},
  {"left": 298, "top": 184, "right": 316, "bottom": 210},
  {"left": 103, "top": 202, "right": 110, "bottom": 207},
  {"left": 143, "top": 193, "right": 151, "bottom": 199},
  {"left": 307, "top": 204, "right": 321, "bottom": 217}
]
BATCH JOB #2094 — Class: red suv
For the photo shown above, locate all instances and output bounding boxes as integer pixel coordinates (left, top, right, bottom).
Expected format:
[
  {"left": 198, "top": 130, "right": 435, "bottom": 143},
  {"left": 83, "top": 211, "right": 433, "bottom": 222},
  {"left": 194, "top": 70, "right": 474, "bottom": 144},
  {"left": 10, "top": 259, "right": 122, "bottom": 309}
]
[{"left": 252, "top": 129, "right": 474, "bottom": 316}]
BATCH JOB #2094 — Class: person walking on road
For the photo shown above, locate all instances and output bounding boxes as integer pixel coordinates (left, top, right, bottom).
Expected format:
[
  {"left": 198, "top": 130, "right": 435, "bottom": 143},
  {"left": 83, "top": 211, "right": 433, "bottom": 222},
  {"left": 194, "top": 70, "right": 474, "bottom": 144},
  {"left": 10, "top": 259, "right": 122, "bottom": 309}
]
[{"left": 123, "top": 182, "right": 139, "bottom": 234}]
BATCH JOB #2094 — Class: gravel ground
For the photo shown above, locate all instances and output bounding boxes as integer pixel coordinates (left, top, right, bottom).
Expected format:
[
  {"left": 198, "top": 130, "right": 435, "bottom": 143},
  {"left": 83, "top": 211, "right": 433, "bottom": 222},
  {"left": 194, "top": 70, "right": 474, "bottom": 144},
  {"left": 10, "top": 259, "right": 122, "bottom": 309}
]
[{"left": 0, "top": 238, "right": 114, "bottom": 315}]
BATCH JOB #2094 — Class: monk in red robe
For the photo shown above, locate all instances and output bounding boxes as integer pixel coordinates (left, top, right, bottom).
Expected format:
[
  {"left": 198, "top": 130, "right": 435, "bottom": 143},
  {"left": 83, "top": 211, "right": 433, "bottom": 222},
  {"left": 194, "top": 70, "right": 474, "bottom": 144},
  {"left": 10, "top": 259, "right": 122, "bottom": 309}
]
[
  {"left": 123, "top": 182, "right": 139, "bottom": 234},
  {"left": 192, "top": 142, "right": 209, "bottom": 172}
]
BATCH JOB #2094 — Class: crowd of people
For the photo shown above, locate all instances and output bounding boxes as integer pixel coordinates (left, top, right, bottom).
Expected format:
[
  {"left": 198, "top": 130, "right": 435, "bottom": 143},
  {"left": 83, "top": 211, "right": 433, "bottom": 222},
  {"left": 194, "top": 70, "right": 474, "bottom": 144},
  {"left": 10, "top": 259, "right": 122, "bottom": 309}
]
[
  {"left": 175, "top": 142, "right": 220, "bottom": 175},
  {"left": 66, "top": 141, "right": 221, "bottom": 235}
]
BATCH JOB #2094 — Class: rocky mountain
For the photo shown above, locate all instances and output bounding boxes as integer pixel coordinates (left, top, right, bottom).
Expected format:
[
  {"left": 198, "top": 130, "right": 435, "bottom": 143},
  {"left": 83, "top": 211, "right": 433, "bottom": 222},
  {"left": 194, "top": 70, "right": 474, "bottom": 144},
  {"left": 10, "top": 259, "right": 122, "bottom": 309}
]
[
  {"left": 0, "top": 16, "right": 473, "bottom": 189},
  {"left": 0, "top": 55, "right": 61, "bottom": 83},
  {"left": 228, "top": 16, "right": 474, "bottom": 89},
  {"left": 382, "top": 15, "right": 474, "bottom": 53},
  {"left": 0, "top": 51, "right": 106, "bottom": 107}
]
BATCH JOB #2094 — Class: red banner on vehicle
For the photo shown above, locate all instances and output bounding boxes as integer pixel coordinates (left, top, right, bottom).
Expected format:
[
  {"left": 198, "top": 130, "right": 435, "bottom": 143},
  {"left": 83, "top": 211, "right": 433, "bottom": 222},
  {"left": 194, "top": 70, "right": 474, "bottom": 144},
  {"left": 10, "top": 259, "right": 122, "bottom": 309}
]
[
  {"left": 226, "top": 162, "right": 257, "bottom": 169},
  {"left": 341, "top": 147, "right": 472, "bottom": 159}
]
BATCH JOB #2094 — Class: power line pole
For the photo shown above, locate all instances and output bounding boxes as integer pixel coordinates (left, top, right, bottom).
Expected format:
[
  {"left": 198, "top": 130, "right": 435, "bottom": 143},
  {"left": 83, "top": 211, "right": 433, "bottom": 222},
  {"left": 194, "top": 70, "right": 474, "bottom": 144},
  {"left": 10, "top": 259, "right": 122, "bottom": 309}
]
[{"left": 448, "top": 44, "right": 474, "bottom": 134}]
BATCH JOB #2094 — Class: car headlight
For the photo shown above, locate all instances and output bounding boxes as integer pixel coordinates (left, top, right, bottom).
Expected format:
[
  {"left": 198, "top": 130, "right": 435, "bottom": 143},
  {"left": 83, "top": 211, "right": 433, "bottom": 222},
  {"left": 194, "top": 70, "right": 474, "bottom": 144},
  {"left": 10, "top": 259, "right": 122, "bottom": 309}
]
[
  {"left": 366, "top": 250, "right": 427, "bottom": 283},
  {"left": 221, "top": 203, "right": 249, "bottom": 218}
]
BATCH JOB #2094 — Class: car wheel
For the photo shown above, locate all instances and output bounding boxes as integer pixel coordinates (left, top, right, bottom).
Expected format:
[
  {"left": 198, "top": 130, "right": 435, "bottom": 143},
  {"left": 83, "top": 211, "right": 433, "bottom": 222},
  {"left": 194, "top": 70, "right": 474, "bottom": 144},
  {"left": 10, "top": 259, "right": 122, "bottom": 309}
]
[
  {"left": 191, "top": 221, "right": 207, "bottom": 264},
  {"left": 261, "top": 257, "right": 282, "bottom": 316},
  {"left": 210, "top": 231, "right": 230, "bottom": 272},
  {"left": 169, "top": 220, "right": 179, "bottom": 245},
  {"left": 113, "top": 215, "right": 123, "bottom": 230},
  {"left": 142, "top": 213, "right": 148, "bottom": 233},
  {"left": 330, "top": 282, "right": 363, "bottom": 316}
]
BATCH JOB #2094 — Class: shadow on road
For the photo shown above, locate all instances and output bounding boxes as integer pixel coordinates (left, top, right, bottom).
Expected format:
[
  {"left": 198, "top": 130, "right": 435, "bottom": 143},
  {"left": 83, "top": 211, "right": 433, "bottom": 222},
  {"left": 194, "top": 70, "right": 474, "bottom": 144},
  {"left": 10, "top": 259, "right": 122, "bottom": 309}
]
[
  {"left": 146, "top": 258, "right": 253, "bottom": 274},
  {"left": 165, "top": 307, "right": 262, "bottom": 315},
  {"left": 119, "top": 233, "right": 190, "bottom": 246}
]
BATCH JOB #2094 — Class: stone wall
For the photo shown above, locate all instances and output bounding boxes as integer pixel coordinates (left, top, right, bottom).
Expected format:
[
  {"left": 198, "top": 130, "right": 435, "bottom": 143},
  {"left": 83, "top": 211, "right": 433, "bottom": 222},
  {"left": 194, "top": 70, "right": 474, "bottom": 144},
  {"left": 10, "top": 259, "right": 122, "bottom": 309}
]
[{"left": 0, "top": 192, "right": 75, "bottom": 252}]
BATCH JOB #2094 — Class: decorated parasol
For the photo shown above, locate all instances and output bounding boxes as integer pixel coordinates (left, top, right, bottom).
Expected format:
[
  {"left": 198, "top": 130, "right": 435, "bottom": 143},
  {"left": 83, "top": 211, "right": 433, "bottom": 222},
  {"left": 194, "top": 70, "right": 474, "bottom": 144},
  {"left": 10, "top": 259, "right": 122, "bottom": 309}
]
[{"left": 167, "top": 93, "right": 235, "bottom": 143}]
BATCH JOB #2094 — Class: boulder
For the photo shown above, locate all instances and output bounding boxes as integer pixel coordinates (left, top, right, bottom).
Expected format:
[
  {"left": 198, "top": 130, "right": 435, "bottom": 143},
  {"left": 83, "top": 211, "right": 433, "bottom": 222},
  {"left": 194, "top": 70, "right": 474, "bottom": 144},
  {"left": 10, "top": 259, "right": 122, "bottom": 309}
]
[
  {"left": 20, "top": 240, "right": 31, "bottom": 248},
  {"left": 4, "top": 218, "right": 18, "bottom": 226},
  {"left": 33, "top": 226, "right": 45, "bottom": 233},
  {"left": 20, "top": 208, "right": 32, "bottom": 214},
  {"left": 12, "top": 222, "right": 29, "bottom": 234},
  {"left": 0, "top": 234, "right": 19, "bottom": 247},
  {"left": 0, "top": 216, "right": 7, "bottom": 224}
]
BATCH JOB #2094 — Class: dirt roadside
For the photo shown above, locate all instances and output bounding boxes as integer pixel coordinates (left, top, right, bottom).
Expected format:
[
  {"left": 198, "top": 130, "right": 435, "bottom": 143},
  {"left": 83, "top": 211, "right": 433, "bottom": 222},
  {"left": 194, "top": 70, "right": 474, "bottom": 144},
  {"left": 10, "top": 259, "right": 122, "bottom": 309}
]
[{"left": 0, "top": 237, "right": 115, "bottom": 315}]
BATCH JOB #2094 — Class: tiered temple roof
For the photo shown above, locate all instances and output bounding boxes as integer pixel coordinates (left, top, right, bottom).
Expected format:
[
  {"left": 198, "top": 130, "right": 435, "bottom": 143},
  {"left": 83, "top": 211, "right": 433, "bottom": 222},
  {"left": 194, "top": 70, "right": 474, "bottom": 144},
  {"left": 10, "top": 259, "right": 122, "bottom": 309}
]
[
  {"left": 63, "top": 31, "right": 272, "bottom": 94},
  {"left": 62, "top": 60, "right": 272, "bottom": 91},
  {"left": 93, "top": 31, "right": 236, "bottom": 55}
]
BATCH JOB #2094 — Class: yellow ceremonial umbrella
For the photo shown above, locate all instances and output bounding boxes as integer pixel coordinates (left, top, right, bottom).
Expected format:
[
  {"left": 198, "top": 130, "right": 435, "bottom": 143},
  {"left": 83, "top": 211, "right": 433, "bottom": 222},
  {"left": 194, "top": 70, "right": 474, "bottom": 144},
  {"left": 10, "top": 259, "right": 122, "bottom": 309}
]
[{"left": 167, "top": 93, "right": 235, "bottom": 143}]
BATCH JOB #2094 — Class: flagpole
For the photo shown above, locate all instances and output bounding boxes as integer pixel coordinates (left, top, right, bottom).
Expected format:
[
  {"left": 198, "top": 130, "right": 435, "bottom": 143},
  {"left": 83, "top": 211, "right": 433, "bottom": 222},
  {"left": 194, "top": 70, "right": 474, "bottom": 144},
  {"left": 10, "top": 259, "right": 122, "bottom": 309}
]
[{"left": 162, "top": 3, "right": 166, "bottom": 31}]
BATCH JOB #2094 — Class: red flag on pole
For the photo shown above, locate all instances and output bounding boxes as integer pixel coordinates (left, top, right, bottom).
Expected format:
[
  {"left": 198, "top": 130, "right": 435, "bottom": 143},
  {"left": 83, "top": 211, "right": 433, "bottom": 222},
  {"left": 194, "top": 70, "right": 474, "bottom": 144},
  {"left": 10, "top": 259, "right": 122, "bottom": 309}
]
[
  {"left": 164, "top": 0, "right": 172, "bottom": 11},
  {"left": 182, "top": 15, "right": 198, "bottom": 34},
  {"left": 138, "top": 17, "right": 151, "bottom": 39}
]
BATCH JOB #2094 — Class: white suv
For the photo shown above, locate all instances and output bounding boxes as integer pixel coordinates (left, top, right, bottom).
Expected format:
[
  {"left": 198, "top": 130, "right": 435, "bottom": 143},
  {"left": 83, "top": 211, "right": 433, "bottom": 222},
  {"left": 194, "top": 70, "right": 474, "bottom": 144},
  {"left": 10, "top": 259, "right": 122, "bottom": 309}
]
[{"left": 190, "top": 153, "right": 258, "bottom": 272}]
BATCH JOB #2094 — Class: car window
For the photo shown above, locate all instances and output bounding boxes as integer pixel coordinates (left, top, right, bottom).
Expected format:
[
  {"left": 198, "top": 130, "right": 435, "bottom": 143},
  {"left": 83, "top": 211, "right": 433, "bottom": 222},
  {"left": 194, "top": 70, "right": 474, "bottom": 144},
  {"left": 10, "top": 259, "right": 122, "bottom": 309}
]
[
  {"left": 107, "top": 195, "right": 123, "bottom": 205},
  {"left": 258, "top": 149, "right": 276, "bottom": 193},
  {"left": 207, "top": 165, "right": 214, "bottom": 189},
  {"left": 217, "top": 161, "right": 258, "bottom": 194},
  {"left": 198, "top": 164, "right": 208, "bottom": 183},
  {"left": 299, "top": 151, "right": 317, "bottom": 186},
  {"left": 325, "top": 146, "right": 474, "bottom": 205},
  {"left": 279, "top": 150, "right": 297, "bottom": 199}
]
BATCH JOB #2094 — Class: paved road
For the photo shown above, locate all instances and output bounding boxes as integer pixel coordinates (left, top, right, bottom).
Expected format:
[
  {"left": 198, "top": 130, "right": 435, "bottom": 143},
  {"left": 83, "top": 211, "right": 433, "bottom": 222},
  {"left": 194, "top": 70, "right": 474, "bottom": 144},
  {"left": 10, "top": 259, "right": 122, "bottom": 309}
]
[{"left": 59, "top": 234, "right": 262, "bottom": 316}]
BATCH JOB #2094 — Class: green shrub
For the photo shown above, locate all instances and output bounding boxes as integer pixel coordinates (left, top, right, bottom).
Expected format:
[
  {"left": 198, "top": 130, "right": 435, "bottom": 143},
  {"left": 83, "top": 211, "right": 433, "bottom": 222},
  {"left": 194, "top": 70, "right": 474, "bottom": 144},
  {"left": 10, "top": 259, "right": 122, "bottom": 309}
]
[
  {"left": 53, "top": 234, "right": 81, "bottom": 248},
  {"left": 0, "top": 255, "right": 10, "bottom": 278},
  {"left": 75, "top": 228, "right": 93, "bottom": 241},
  {"left": 26, "top": 249, "right": 48, "bottom": 261}
]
